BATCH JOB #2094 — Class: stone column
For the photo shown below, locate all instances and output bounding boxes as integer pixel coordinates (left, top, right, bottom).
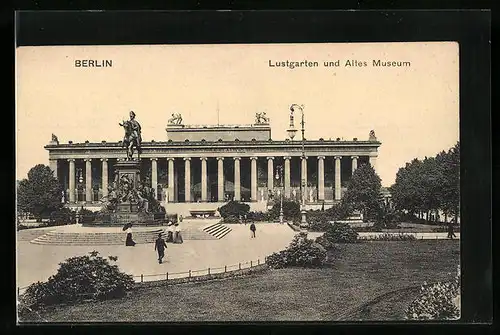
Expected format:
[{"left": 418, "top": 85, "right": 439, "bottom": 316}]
[
  {"left": 334, "top": 156, "right": 342, "bottom": 200},
  {"left": 49, "top": 159, "right": 58, "bottom": 179},
  {"left": 318, "top": 156, "right": 325, "bottom": 201},
  {"left": 167, "top": 158, "right": 175, "bottom": 203},
  {"left": 184, "top": 157, "right": 191, "bottom": 202},
  {"left": 351, "top": 156, "right": 358, "bottom": 175},
  {"left": 284, "top": 156, "right": 291, "bottom": 198},
  {"left": 234, "top": 157, "right": 241, "bottom": 201},
  {"left": 217, "top": 157, "right": 224, "bottom": 201},
  {"left": 267, "top": 157, "right": 274, "bottom": 191},
  {"left": 201, "top": 157, "right": 208, "bottom": 202},
  {"left": 84, "top": 158, "right": 92, "bottom": 203},
  {"left": 301, "top": 156, "right": 308, "bottom": 201},
  {"left": 68, "top": 159, "right": 75, "bottom": 203},
  {"left": 250, "top": 157, "right": 258, "bottom": 202},
  {"left": 369, "top": 154, "right": 378, "bottom": 174},
  {"left": 151, "top": 158, "right": 158, "bottom": 199},
  {"left": 101, "top": 158, "right": 108, "bottom": 199}
]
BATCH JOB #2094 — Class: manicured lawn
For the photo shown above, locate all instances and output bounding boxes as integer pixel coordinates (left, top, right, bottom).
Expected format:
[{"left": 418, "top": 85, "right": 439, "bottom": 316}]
[{"left": 21, "top": 240, "right": 459, "bottom": 322}]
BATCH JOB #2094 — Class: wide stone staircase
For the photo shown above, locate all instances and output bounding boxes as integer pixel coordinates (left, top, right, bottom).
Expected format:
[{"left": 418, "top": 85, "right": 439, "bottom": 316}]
[
  {"left": 17, "top": 227, "right": 55, "bottom": 241},
  {"left": 30, "top": 228, "right": 165, "bottom": 246}
]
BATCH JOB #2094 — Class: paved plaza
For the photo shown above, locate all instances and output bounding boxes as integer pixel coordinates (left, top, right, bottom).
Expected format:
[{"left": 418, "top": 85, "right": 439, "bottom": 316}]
[{"left": 17, "top": 222, "right": 296, "bottom": 289}]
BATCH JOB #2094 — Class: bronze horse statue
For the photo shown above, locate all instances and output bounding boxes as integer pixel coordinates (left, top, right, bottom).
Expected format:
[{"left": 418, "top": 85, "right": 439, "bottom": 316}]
[{"left": 119, "top": 120, "right": 141, "bottom": 160}]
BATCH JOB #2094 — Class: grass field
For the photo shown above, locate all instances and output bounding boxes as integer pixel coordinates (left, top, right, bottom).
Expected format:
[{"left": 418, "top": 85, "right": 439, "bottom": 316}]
[{"left": 21, "top": 240, "right": 459, "bottom": 322}]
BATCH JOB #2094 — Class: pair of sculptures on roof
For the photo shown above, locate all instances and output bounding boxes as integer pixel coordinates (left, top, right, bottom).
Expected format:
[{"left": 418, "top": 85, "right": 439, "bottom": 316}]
[{"left": 255, "top": 112, "right": 270, "bottom": 124}]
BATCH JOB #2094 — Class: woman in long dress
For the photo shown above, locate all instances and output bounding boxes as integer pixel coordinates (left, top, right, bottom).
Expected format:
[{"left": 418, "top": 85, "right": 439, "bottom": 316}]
[
  {"left": 125, "top": 224, "right": 136, "bottom": 246},
  {"left": 165, "top": 222, "right": 174, "bottom": 243},
  {"left": 173, "top": 223, "right": 183, "bottom": 244}
]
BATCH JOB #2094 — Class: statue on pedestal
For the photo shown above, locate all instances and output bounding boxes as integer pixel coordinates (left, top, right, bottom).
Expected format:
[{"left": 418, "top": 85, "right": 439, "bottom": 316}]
[
  {"left": 369, "top": 130, "right": 377, "bottom": 141},
  {"left": 119, "top": 111, "right": 142, "bottom": 160}
]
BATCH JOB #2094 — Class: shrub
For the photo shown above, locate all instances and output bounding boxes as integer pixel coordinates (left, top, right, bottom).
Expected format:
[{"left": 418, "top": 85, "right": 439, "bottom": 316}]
[
  {"left": 307, "top": 210, "right": 333, "bottom": 232},
  {"left": 78, "top": 207, "right": 96, "bottom": 224},
  {"left": 223, "top": 215, "right": 241, "bottom": 224},
  {"left": 324, "top": 203, "right": 350, "bottom": 220},
  {"left": 405, "top": 266, "right": 460, "bottom": 320},
  {"left": 19, "top": 251, "right": 134, "bottom": 311},
  {"left": 49, "top": 208, "right": 76, "bottom": 225},
  {"left": 318, "top": 222, "right": 359, "bottom": 246},
  {"left": 218, "top": 201, "right": 250, "bottom": 219},
  {"left": 268, "top": 201, "right": 300, "bottom": 222},
  {"left": 359, "top": 233, "right": 417, "bottom": 241},
  {"left": 266, "top": 235, "right": 326, "bottom": 269},
  {"left": 247, "top": 211, "right": 268, "bottom": 222}
]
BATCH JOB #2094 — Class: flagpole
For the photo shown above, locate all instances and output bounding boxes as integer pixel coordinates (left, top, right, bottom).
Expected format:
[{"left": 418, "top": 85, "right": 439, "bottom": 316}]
[{"left": 217, "top": 100, "right": 220, "bottom": 126}]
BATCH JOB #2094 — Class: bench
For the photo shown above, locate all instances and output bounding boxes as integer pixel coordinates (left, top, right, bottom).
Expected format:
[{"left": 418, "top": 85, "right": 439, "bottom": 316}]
[{"left": 189, "top": 210, "right": 217, "bottom": 218}]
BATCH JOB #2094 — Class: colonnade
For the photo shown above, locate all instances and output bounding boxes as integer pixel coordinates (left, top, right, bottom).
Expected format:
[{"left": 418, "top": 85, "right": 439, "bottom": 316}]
[{"left": 52, "top": 154, "right": 376, "bottom": 204}]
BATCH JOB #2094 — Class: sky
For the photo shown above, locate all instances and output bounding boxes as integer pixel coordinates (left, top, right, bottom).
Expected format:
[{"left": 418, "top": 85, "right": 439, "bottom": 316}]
[{"left": 16, "top": 42, "right": 459, "bottom": 187}]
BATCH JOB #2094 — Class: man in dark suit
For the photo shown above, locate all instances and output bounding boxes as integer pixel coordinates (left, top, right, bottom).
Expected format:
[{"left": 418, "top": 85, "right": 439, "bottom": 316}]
[
  {"left": 154, "top": 233, "right": 168, "bottom": 264},
  {"left": 250, "top": 223, "right": 256, "bottom": 238}
]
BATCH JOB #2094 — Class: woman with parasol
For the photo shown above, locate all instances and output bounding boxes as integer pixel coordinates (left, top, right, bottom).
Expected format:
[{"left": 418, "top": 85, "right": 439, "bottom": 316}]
[{"left": 123, "top": 222, "right": 136, "bottom": 246}]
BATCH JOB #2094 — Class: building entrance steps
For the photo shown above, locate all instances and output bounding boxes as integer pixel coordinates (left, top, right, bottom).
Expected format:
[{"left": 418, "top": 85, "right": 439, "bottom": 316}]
[{"left": 27, "top": 220, "right": 234, "bottom": 246}]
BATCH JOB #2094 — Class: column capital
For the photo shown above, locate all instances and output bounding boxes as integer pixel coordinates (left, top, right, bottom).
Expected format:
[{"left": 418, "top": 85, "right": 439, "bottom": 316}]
[
  {"left": 233, "top": 157, "right": 241, "bottom": 161},
  {"left": 301, "top": 156, "right": 309, "bottom": 160},
  {"left": 167, "top": 157, "right": 175, "bottom": 162},
  {"left": 317, "top": 156, "right": 325, "bottom": 160},
  {"left": 217, "top": 157, "right": 224, "bottom": 161},
  {"left": 351, "top": 155, "right": 359, "bottom": 159},
  {"left": 183, "top": 157, "right": 191, "bottom": 161},
  {"left": 84, "top": 158, "right": 92, "bottom": 162},
  {"left": 283, "top": 156, "right": 292, "bottom": 160},
  {"left": 67, "top": 158, "right": 75, "bottom": 162},
  {"left": 249, "top": 156, "right": 259, "bottom": 161},
  {"left": 266, "top": 156, "right": 275, "bottom": 160},
  {"left": 334, "top": 156, "right": 342, "bottom": 160},
  {"left": 150, "top": 158, "right": 158, "bottom": 161},
  {"left": 100, "top": 158, "right": 108, "bottom": 162},
  {"left": 200, "top": 157, "right": 208, "bottom": 161}
]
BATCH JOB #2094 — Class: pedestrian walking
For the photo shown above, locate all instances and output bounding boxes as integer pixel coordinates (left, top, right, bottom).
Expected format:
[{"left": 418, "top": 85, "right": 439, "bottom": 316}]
[
  {"left": 154, "top": 233, "right": 168, "bottom": 264},
  {"left": 250, "top": 222, "right": 256, "bottom": 238},
  {"left": 447, "top": 220, "right": 456, "bottom": 239}
]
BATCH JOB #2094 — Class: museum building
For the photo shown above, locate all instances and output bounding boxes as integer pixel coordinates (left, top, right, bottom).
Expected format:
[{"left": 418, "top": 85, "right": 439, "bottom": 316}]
[{"left": 45, "top": 119, "right": 381, "bottom": 210}]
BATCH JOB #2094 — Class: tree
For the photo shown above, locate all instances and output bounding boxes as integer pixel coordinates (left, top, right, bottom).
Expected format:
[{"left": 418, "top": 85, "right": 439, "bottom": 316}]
[
  {"left": 439, "top": 142, "right": 460, "bottom": 222},
  {"left": 340, "top": 163, "right": 382, "bottom": 220},
  {"left": 17, "top": 164, "right": 63, "bottom": 220},
  {"left": 390, "top": 142, "right": 460, "bottom": 223}
]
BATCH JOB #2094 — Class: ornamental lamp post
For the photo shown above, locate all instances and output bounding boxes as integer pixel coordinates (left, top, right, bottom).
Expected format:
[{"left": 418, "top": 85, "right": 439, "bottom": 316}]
[
  {"left": 275, "top": 165, "right": 284, "bottom": 224},
  {"left": 289, "top": 104, "right": 308, "bottom": 235}
]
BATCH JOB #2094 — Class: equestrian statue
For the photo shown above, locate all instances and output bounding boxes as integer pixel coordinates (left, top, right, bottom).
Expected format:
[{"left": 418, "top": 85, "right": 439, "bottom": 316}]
[{"left": 119, "top": 110, "right": 142, "bottom": 160}]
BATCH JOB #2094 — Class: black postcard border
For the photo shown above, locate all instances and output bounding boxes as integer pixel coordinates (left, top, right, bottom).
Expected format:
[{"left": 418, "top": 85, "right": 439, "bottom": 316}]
[{"left": 10, "top": 9, "right": 493, "bottom": 331}]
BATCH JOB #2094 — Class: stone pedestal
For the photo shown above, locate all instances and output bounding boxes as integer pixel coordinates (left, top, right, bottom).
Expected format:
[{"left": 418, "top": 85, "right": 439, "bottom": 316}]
[
  {"left": 90, "top": 159, "right": 164, "bottom": 226},
  {"left": 115, "top": 160, "right": 141, "bottom": 190}
]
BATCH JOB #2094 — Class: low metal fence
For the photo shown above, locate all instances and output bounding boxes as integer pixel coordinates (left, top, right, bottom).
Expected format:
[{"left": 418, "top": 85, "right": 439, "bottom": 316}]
[{"left": 132, "top": 257, "right": 268, "bottom": 283}]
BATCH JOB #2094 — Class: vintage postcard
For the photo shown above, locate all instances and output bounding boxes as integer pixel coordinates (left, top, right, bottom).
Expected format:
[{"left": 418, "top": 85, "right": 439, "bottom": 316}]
[{"left": 16, "top": 42, "right": 460, "bottom": 322}]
